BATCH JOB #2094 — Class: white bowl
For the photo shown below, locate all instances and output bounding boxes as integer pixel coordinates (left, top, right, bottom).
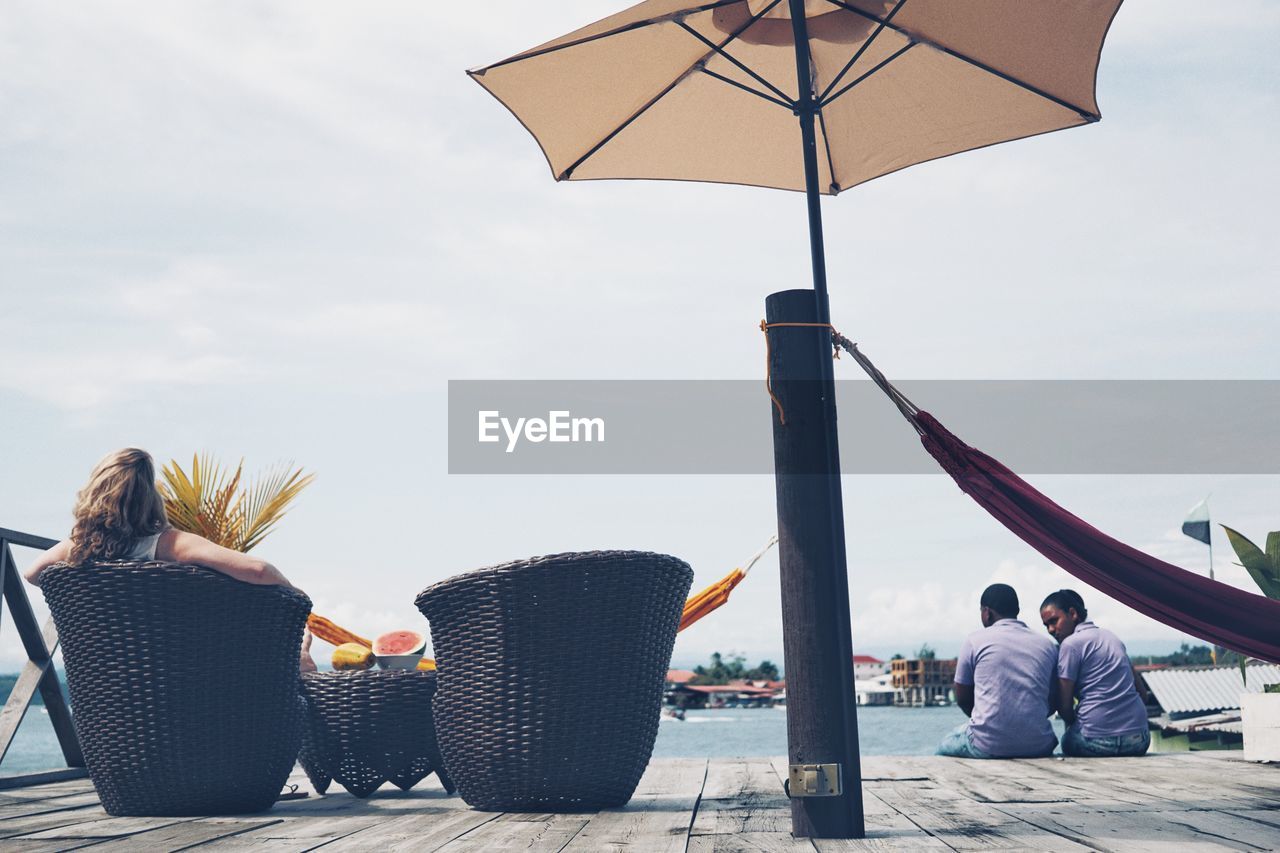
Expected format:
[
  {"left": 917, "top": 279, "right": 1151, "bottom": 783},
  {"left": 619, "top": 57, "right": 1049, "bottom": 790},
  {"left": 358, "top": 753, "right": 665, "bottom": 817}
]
[{"left": 376, "top": 654, "right": 423, "bottom": 671}]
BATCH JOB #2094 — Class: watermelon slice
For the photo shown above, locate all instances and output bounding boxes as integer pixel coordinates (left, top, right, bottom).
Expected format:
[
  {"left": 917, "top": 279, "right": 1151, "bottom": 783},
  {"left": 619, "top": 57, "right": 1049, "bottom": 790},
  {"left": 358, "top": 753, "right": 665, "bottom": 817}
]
[{"left": 372, "top": 630, "right": 426, "bottom": 657}]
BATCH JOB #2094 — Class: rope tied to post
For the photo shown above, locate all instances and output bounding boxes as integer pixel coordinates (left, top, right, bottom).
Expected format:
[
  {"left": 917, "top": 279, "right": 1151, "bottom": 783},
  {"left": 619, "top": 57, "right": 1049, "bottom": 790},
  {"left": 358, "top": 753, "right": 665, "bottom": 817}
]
[{"left": 759, "top": 320, "right": 923, "bottom": 434}]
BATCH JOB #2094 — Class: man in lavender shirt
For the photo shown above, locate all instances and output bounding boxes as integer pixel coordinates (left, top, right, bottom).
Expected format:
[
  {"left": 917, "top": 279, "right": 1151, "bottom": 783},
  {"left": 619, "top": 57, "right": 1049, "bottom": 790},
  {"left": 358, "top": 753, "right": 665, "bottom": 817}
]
[
  {"left": 1040, "top": 589, "right": 1150, "bottom": 757},
  {"left": 936, "top": 584, "right": 1058, "bottom": 759}
]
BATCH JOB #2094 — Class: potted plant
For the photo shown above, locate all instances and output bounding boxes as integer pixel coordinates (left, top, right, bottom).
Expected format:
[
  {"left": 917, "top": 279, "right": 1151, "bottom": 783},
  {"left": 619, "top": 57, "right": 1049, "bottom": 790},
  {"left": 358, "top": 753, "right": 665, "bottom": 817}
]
[{"left": 1222, "top": 526, "right": 1280, "bottom": 761}]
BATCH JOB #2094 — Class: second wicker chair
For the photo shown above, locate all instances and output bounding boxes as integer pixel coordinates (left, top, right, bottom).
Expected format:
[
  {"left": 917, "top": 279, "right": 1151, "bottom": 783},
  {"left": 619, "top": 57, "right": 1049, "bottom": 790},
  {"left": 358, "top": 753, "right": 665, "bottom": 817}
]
[{"left": 415, "top": 550, "right": 692, "bottom": 811}]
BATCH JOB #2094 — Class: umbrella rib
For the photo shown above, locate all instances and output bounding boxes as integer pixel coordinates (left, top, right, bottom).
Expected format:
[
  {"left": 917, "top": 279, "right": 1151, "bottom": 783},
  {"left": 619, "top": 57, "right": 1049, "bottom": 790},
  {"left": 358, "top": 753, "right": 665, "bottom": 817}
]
[
  {"left": 816, "top": 108, "right": 839, "bottom": 193},
  {"left": 820, "top": 42, "right": 915, "bottom": 108},
  {"left": 472, "top": 0, "right": 751, "bottom": 74},
  {"left": 699, "top": 67, "right": 793, "bottom": 110},
  {"left": 817, "top": 0, "right": 910, "bottom": 103},
  {"left": 675, "top": 20, "right": 793, "bottom": 105},
  {"left": 560, "top": 0, "right": 786, "bottom": 180},
  {"left": 822, "top": 0, "right": 1100, "bottom": 120}
]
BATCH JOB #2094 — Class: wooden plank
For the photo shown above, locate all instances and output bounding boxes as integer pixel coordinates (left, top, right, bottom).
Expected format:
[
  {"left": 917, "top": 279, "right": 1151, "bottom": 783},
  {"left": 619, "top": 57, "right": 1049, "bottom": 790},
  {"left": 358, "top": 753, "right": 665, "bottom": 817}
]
[
  {"left": 435, "top": 812, "right": 591, "bottom": 852},
  {"left": 812, "top": 789, "right": 952, "bottom": 852},
  {"left": 0, "top": 778, "right": 97, "bottom": 806},
  {"left": 0, "top": 530, "right": 58, "bottom": 551},
  {"left": 773, "top": 759, "right": 951, "bottom": 852},
  {"left": 997, "top": 803, "right": 1278, "bottom": 851},
  {"left": 1036, "top": 756, "right": 1271, "bottom": 811},
  {"left": 688, "top": 758, "right": 809, "bottom": 851},
  {"left": 0, "top": 806, "right": 114, "bottom": 840},
  {"left": 882, "top": 756, "right": 1073, "bottom": 805},
  {"left": 703, "top": 759, "right": 788, "bottom": 800},
  {"left": 1, "top": 815, "right": 186, "bottom": 847},
  {"left": 0, "top": 791, "right": 99, "bottom": 820},
  {"left": 871, "top": 781, "right": 1096, "bottom": 851},
  {"left": 89, "top": 817, "right": 283, "bottom": 850},
  {"left": 317, "top": 811, "right": 502, "bottom": 851},
  {"left": 563, "top": 757, "right": 708, "bottom": 853},
  {"left": 1227, "top": 810, "right": 1280, "bottom": 831},
  {"left": 905, "top": 755, "right": 1169, "bottom": 811},
  {"left": 691, "top": 759, "right": 792, "bottom": 837},
  {"left": 195, "top": 815, "right": 382, "bottom": 850},
  {"left": 1129, "top": 809, "right": 1280, "bottom": 851},
  {"left": 687, "top": 833, "right": 815, "bottom": 851},
  {"left": 1149, "top": 754, "right": 1280, "bottom": 803},
  {"left": 0, "top": 769, "right": 90, "bottom": 792}
]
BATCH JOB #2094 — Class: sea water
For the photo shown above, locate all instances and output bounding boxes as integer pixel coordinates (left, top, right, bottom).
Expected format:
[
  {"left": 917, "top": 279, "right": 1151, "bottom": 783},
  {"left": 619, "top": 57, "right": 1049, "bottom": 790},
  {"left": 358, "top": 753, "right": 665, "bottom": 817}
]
[
  {"left": 1, "top": 710, "right": 68, "bottom": 776},
  {"left": 0, "top": 704, "right": 1068, "bottom": 775},
  {"left": 652, "top": 705, "right": 974, "bottom": 758}
]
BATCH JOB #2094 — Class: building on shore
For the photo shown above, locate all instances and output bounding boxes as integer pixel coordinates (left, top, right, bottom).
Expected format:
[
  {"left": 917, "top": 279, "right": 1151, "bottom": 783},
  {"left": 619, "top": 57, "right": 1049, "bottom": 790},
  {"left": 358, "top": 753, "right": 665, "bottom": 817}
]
[
  {"left": 891, "top": 657, "right": 957, "bottom": 706},
  {"left": 855, "top": 673, "right": 897, "bottom": 706},
  {"left": 1139, "top": 662, "right": 1280, "bottom": 752},
  {"left": 663, "top": 671, "right": 784, "bottom": 709},
  {"left": 853, "top": 655, "right": 889, "bottom": 681}
]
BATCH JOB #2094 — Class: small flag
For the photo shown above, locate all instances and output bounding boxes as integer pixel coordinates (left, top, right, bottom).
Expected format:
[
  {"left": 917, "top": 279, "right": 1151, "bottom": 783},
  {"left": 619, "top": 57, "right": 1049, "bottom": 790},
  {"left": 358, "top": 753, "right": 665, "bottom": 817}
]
[{"left": 1182, "top": 497, "right": 1211, "bottom": 546}]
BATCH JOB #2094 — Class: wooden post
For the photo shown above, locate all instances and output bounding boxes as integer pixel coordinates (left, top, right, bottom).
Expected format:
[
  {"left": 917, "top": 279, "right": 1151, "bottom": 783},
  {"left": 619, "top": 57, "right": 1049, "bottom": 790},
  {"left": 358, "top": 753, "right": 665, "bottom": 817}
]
[{"left": 765, "top": 289, "right": 864, "bottom": 838}]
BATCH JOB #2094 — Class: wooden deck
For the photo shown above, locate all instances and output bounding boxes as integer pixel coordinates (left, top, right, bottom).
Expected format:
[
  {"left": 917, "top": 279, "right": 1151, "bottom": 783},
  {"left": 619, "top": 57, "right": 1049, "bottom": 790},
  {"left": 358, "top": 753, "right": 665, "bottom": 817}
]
[{"left": 0, "top": 753, "right": 1276, "bottom": 851}]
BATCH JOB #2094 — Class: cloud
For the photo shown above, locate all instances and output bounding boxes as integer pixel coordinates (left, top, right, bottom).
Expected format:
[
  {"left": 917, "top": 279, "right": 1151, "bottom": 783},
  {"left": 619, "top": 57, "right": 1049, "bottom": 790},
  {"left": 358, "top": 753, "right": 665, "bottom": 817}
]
[{"left": 2, "top": 2, "right": 1277, "bottom": 672}]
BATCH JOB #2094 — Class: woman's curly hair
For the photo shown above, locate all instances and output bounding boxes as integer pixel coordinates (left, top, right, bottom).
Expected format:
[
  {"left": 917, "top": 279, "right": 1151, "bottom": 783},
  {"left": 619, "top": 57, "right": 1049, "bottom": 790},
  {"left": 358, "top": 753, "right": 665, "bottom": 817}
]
[{"left": 68, "top": 449, "right": 168, "bottom": 564}]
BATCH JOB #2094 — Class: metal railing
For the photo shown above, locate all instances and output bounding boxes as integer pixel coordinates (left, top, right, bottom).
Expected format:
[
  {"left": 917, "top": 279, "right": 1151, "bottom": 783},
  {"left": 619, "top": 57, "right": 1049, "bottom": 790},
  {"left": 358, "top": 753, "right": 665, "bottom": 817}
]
[{"left": 0, "top": 527, "right": 86, "bottom": 788}]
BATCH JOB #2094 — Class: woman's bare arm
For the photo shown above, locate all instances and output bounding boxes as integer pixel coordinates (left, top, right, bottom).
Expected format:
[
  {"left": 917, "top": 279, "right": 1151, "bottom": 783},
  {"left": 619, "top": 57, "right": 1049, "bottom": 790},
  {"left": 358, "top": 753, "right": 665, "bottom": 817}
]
[
  {"left": 23, "top": 540, "right": 71, "bottom": 587},
  {"left": 159, "top": 530, "right": 302, "bottom": 592}
]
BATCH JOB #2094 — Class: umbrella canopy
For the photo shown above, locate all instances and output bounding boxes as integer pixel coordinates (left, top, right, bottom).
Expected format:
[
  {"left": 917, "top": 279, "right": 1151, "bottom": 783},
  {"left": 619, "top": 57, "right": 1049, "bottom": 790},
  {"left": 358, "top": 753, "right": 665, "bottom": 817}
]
[{"left": 470, "top": 0, "right": 1122, "bottom": 195}]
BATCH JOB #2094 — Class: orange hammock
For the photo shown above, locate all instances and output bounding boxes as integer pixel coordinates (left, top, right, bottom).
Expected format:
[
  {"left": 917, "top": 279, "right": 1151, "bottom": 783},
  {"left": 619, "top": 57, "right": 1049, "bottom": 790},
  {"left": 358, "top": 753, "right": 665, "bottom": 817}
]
[
  {"left": 308, "top": 536, "right": 778, "bottom": 664},
  {"left": 679, "top": 535, "right": 777, "bottom": 632}
]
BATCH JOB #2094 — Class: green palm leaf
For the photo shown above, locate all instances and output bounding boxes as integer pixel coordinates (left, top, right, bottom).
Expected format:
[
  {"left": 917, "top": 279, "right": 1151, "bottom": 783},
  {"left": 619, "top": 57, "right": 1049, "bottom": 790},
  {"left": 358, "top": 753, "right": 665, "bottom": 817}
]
[{"left": 1221, "top": 525, "right": 1280, "bottom": 600}]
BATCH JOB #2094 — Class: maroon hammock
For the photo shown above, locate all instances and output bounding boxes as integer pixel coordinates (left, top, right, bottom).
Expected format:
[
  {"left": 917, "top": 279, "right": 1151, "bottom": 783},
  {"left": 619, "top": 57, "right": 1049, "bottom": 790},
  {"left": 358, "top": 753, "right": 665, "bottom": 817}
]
[{"left": 837, "top": 338, "right": 1280, "bottom": 663}]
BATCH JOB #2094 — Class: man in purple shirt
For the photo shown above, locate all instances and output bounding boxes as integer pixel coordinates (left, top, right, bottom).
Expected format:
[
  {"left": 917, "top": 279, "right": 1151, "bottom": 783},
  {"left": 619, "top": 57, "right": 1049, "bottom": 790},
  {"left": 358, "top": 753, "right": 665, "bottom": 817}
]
[
  {"left": 937, "top": 584, "right": 1058, "bottom": 759},
  {"left": 1040, "top": 589, "right": 1150, "bottom": 757}
]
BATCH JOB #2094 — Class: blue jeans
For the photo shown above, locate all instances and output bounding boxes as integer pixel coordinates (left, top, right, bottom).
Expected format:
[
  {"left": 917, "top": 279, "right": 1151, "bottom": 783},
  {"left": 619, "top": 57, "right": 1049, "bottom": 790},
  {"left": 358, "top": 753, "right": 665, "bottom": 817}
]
[
  {"left": 1061, "top": 725, "right": 1150, "bottom": 757},
  {"left": 936, "top": 723, "right": 992, "bottom": 759}
]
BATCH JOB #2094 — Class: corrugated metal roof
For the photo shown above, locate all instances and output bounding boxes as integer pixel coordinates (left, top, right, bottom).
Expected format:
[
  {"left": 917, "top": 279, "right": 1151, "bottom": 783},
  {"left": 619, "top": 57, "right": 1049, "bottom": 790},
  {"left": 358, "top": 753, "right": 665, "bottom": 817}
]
[
  {"left": 1151, "top": 711, "right": 1243, "bottom": 735},
  {"left": 1141, "top": 664, "right": 1280, "bottom": 715}
]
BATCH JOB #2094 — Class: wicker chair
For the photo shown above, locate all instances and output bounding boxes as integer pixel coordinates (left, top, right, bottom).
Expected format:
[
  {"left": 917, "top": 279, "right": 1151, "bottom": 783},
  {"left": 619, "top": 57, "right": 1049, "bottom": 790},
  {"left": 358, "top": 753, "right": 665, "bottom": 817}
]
[
  {"left": 40, "top": 561, "right": 311, "bottom": 816},
  {"left": 415, "top": 550, "right": 692, "bottom": 811}
]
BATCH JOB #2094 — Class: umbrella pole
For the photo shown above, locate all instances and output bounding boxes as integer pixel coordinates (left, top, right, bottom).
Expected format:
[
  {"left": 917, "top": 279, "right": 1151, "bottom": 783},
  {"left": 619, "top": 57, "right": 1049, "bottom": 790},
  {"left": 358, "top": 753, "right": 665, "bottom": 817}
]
[{"left": 765, "top": 0, "right": 866, "bottom": 840}]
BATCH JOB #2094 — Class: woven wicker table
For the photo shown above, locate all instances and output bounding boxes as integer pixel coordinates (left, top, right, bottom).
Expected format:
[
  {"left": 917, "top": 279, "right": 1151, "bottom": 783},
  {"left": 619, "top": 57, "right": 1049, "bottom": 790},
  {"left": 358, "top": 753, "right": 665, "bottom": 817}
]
[{"left": 299, "top": 670, "right": 455, "bottom": 799}]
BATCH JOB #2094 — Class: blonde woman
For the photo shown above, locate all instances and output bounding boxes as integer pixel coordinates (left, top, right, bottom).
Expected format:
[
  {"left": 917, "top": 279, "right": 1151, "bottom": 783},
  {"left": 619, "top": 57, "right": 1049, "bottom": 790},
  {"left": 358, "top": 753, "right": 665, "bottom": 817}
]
[{"left": 25, "top": 448, "right": 316, "bottom": 671}]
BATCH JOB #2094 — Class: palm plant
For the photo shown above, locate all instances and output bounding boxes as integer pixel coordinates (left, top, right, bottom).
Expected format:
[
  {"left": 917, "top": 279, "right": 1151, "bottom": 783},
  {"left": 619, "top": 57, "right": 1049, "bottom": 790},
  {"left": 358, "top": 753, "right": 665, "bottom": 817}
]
[
  {"left": 1221, "top": 527, "right": 1280, "bottom": 600},
  {"left": 159, "top": 455, "right": 315, "bottom": 553},
  {"left": 1221, "top": 526, "right": 1280, "bottom": 688}
]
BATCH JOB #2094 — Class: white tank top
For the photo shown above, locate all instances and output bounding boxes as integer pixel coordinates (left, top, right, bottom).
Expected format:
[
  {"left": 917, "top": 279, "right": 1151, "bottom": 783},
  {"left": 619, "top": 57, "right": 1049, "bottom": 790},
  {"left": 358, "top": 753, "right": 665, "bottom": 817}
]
[{"left": 121, "top": 533, "right": 161, "bottom": 561}]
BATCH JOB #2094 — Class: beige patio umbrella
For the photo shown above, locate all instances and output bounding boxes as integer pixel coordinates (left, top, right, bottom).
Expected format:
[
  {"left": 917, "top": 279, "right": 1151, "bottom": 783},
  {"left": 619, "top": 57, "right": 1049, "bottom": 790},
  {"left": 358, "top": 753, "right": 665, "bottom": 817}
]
[
  {"left": 470, "top": 0, "right": 1120, "bottom": 198},
  {"left": 468, "top": 0, "right": 1123, "bottom": 838}
]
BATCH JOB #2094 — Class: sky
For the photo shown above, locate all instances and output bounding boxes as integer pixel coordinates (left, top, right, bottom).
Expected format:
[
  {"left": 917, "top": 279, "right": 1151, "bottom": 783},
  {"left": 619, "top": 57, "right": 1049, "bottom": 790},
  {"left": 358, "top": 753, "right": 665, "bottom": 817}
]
[{"left": 1, "top": 1, "right": 1278, "bottom": 672}]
